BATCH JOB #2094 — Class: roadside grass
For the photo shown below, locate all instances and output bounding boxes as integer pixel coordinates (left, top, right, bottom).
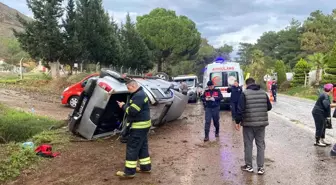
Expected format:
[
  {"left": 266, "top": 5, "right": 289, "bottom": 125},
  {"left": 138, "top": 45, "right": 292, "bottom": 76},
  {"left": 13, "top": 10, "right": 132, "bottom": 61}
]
[
  {"left": 281, "top": 86, "right": 319, "bottom": 101},
  {"left": 0, "top": 103, "right": 69, "bottom": 183},
  {"left": 0, "top": 72, "right": 91, "bottom": 95}
]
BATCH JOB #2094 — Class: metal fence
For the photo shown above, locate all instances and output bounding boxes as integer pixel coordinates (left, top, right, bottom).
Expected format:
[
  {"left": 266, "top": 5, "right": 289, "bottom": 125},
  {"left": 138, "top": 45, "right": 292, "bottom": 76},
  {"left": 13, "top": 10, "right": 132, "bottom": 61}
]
[{"left": 80, "top": 63, "right": 146, "bottom": 76}]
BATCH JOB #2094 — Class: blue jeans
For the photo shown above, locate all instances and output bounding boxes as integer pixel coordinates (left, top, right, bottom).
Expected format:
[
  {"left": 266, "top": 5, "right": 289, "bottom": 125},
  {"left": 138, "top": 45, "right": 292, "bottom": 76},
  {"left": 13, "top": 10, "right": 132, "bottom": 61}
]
[{"left": 204, "top": 106, "right": 220, "bottom": 137}]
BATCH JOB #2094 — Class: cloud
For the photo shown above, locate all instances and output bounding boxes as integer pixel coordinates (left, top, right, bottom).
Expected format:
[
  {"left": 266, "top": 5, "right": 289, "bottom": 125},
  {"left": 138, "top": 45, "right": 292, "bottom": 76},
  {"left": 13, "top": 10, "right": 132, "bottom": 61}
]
[{"left": 3, "top": 0, "right": 336, "bottom": 57}]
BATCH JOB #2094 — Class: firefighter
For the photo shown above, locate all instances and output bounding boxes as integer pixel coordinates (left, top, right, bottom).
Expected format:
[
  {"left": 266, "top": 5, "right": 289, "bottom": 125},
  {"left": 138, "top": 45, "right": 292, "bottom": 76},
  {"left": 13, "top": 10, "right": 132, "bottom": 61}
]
[
  {"left": 201, "top": 80, "right": 224, "bottom": 141},
  {"left": 116, "top": 79, "right": 152, "bottom": 179}
]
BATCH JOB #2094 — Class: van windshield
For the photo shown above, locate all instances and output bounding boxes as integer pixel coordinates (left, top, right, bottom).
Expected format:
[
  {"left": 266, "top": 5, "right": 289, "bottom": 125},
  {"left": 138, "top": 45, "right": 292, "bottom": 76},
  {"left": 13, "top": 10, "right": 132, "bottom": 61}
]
[
  {"left": 174, "top": 79, "right": 196, "bottom": 87},
  {"left": 210, "top": 72, "right": 239, "bottom": 87}
]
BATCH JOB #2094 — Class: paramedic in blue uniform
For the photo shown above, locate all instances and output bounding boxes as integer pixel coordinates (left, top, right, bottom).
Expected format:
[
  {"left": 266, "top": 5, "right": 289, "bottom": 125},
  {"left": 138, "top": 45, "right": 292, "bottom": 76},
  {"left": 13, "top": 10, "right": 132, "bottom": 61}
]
[
  {"left": 227, "top": 80, "right": 242, "bottom": 121},
  {"left": 116, "top": 79, "right": 152, "bottom": 179},
  {"left": 201, "top": 80, "right": 224, "bottom": 141}
]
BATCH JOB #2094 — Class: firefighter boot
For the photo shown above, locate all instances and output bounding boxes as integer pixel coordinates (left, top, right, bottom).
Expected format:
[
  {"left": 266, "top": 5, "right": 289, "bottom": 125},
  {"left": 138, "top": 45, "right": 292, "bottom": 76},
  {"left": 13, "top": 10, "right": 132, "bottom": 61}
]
[{"left": 116, "top": 171, "right": 135, "bottom": 179}]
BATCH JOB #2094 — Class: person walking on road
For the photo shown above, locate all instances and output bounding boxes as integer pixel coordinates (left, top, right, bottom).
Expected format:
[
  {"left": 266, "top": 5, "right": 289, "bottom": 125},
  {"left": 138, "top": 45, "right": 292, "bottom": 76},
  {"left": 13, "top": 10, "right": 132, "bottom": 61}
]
[
  {"left": 227, "top": 80, "right": 242, "bottom": 121},
  {"left": 312, "top": 83, "right": 336, "bottom": 147},
  {"left": 235, "top": 78, "right": 272, "bottom": 175},
  {"left": 116, "top": 79, "right": 152, "bottom": 179},
  {"left": 180, "top": 81, "right": 188, "bottom": 95},
  {"left": 271, "top": 80, "right": 277, "bottom": 102},
  {"left": 201, "top": 80, "right": 223, "bottom": 141}
]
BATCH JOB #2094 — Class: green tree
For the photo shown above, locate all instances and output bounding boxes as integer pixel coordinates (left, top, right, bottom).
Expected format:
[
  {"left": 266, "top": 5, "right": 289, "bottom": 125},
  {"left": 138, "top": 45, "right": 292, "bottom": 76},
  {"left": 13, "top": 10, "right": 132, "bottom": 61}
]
[
  {"left": 14, "top": 0, "right": 64, "bottom": 64},
  {"left": 276, "top": 19, "right": 304, "bottom": 68},
  {"left": 120, "top": 13, "right": 152, "bottom": 71},
  {"left": 236, "top": 42, "right": 255, "bottom": 66},
  {"left": 136, "top": 8, "right": 201, "bottom": 72},
  {"left": 292, "top": 58, "right": 311, "bottom": 86},
  {"left": 274, "top": 60, "right": 287, "bottom": 85},
  {"left": 300, "top": 10, "right": 336, "bottom": 55},
  {"left": 246, "top": 49, "right": 267, "bottom": 84},
  {"left": 306, "top": 53, "right": 326, "bottom": 86},
  {"left": 62, "top": 0, "right": 82, "bottom": 72},
  {"left": 256, "top": 31, "right": 279, "bottom": 59},
  {"left": 76, "top": 0, "right": 120, "bottom": 65},
  {"left": 323, "top": 42, "right": 336, "bottom": 84},
  {"left": 215, "top": 44, "right": 233, "bottom": 60},
  {"left": 194, "top": 38, "right": 216, "bottom": 78}
]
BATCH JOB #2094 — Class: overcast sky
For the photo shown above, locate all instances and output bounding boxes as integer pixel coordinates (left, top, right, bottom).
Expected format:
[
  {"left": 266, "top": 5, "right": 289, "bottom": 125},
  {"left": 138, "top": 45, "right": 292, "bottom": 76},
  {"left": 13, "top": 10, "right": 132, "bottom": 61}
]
[{"left": 2, "top": 0, "right": 336, "bottom": 55}]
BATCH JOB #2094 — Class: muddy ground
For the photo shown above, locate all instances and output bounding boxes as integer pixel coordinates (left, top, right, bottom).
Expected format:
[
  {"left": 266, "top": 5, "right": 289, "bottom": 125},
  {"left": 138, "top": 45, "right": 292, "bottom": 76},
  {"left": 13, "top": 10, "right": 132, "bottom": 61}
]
[{"left": 0, "top": 89, "right": 335, "bottom": 185}]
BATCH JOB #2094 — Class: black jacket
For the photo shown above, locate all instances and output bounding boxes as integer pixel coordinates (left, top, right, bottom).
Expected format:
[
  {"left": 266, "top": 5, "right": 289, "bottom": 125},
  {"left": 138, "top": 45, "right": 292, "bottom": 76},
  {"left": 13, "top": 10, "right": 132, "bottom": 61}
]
[
  {"left": 271, "top": 84, "right": 277, "bottom": 92},
  {"left": 312, "top": 93, "right": 331, "bottom": 118},
  {"left": 227, "top": 86, "right": 242, "bottom": 103},
  {"left": 122, "top": 86, "right": 150, "bottom": 122},
  {"left": 235, "top": 84, "right": 272, "bottom": 125},
  {"left": 201, "top": 88, "right": 224, "bottom": 108}
]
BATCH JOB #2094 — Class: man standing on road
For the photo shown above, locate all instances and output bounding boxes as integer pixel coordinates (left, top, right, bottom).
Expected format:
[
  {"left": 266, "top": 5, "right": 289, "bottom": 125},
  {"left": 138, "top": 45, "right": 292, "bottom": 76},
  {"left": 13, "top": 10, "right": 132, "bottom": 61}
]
[
  {"left": 227, "top": 80, "right": 242, "bottom": 121},
  {"left": 201, "top": 80, "right": 223, "bottom": 141},
  {"left": 235, "top": 78, "right": 272, "bottom": 175},
  {"left": 180, "top": 81, "right": 188, "bottom": 95},
  {"left": 116, "top": 79, "right": 152, "bottom": 179},
  {"left": 271, "top": 80, "right": 277, "bottom": 102}
]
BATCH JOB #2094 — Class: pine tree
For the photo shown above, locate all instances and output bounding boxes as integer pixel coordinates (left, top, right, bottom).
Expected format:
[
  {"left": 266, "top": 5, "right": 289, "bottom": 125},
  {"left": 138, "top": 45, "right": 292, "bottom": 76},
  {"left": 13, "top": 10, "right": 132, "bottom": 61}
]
[
  {"left": 14, "top": 0, "right": 64, "bottom": 64},
  {"left": 274, "top": 60, "right": 287, "bottom": 86},
  {"left": 76, "top": 0, "right": 120, "bottom": 65},
  {"left": 120, "top": 13, "right": 152, "bottom": 71},
  {"left": 63, "top": 0, "right": 82, "bottom": 71},
  {"left": 323, "top": 42, "right": 336, "bottom": 84},
  {"left": 292, "top": 58, "right": 311, "bottom": 86}
]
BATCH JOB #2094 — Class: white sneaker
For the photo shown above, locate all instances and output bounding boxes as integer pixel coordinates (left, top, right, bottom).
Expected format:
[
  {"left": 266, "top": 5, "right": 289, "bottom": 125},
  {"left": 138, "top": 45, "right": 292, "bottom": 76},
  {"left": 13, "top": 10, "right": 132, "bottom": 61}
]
[
  {"left": 321, "top": 139, "right": 331, "bottom": 145},
  {"left": 315, "top": 141, "right": 327, "bottom": 147}
]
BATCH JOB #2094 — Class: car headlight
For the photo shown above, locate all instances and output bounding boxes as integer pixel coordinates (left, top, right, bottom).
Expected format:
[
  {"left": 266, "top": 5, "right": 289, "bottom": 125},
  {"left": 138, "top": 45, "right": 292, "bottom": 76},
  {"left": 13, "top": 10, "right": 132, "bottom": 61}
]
[{"left": 63, "top": 87, "right": 70, "bottom": 92}]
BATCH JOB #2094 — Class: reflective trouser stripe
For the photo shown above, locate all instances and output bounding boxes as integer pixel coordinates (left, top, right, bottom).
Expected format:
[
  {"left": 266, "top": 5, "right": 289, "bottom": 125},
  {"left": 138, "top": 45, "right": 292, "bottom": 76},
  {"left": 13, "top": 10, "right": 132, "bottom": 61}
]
[
  {"left": 125, "top": 160, "right": 137, "bottom": 168},
  {"left": 144, "top": 97, "right": 148, "bottom": 103},
  {"left": 139, "top": 157, "right": 151, "bottom": 165},
  {"left": 131, "top": 120, "right": 151, "bottom": 129}
]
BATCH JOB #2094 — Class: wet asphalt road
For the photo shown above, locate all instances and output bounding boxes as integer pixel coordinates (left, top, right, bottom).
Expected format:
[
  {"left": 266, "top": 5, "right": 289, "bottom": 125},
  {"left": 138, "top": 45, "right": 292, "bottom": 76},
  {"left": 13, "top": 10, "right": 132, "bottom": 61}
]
[
  {"left": 178, "top": 96, "right": 336, "bottom": 185},
  {"left": 1, "top": 89, "right": 336, "bottom": 185}
]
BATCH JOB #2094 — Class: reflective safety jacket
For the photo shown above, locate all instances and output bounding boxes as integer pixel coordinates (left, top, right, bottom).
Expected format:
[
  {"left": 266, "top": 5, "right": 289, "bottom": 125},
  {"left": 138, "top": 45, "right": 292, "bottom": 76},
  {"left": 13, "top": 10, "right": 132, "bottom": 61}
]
[{"left": 122, "top": 86, "right": 151, "bottom": 129}]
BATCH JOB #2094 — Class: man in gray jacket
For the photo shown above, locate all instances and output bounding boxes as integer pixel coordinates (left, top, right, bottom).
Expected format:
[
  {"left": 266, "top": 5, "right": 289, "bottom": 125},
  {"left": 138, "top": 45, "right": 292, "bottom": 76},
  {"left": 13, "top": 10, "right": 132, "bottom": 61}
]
[{"left": 235, "top": 78, "right": 272, "bottom": 175}]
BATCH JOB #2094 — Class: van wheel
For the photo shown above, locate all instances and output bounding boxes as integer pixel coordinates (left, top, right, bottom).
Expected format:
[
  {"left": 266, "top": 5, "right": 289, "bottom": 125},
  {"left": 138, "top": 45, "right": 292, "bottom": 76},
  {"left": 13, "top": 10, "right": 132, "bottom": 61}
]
[
  {"left": 155, "top": 72, "right": 169, "bottom": 81},
  {"left": 68, "top": 96, "right": 79, "bottom": 109}
]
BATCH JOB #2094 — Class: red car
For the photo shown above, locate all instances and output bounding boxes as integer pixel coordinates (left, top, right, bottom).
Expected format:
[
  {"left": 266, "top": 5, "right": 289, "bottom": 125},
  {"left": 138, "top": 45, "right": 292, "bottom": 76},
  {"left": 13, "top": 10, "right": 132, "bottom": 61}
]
[{"left": 61, "top": 73, "right": 99, "bottom": 108}]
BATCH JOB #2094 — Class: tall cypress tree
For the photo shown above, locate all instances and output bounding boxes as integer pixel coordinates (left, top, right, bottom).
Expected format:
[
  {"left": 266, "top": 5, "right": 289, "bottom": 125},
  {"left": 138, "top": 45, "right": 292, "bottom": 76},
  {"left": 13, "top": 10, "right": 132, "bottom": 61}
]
[
  {"left": 14, "top": 0, "right": 64, "bottom": 64},
  {"left": 76, "top": 0, "right": 120, "bottom": 65},
  {"left": 63, "top": 0, "right": 82, "bottom": 70},
  {"left": 120, "top": 13, "right": 152, "bottom": 71}
]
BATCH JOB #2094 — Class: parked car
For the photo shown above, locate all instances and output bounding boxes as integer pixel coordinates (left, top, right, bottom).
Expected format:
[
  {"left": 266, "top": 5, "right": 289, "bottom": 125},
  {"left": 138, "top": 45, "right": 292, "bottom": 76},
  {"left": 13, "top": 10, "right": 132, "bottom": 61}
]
[
  {"left": 172, "top": 75, "right": 199, "bottom": 103},
  {"left": 68, "top": 69, "right": 188, "bottom": 140},
  {"left": 61, "top": 73, "right": 99, "bottom": 108}
]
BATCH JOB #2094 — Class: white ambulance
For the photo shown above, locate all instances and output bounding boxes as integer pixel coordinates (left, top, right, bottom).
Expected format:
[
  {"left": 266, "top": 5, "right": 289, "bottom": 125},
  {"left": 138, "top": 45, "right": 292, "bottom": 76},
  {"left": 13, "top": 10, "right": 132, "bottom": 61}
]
[{"left": 202, "top": 58, "right": 245, "bottom": 107}]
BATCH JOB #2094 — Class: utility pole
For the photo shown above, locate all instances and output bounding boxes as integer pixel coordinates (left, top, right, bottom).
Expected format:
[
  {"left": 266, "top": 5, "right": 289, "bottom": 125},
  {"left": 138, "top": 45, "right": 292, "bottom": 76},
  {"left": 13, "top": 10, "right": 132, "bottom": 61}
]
[{"left": 19, "top": 58, "right": 23, "bottom": 80}]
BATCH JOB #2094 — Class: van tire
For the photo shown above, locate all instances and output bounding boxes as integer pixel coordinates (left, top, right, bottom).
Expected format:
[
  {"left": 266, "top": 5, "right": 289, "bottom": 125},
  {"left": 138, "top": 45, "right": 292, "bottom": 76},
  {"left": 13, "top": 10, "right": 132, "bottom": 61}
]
[{"left": 155, "top": 72, "right": 169, "bottom": 81}]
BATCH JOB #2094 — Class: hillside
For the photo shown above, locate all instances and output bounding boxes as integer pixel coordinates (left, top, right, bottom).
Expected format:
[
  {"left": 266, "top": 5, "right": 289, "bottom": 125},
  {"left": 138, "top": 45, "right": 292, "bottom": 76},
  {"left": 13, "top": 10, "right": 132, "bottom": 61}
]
[
  {"left": 0, "top": 2, "right": 31, "bottom": 60},
  {"left": 0, "top": 2, "right": 31, "bottom": 38}
]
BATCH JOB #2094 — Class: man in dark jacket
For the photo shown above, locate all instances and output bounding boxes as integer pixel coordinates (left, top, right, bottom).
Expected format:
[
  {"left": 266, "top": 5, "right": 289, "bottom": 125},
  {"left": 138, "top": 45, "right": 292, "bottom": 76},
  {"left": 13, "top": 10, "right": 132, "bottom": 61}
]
[
  {"left": 116, "top": 79, "right": 152, "bottom": 178},
  {"left": 201, "top": 80, "right": 224, "bottom": 141},
  {"left": 227, "top": 80, "right": 242, "bottom": 121},
  {"left": 271, "top": 80, "right": 277, "bottom": 102},
  {"left": 235, "top": 78, "right": 272, "bottom": 175}
]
